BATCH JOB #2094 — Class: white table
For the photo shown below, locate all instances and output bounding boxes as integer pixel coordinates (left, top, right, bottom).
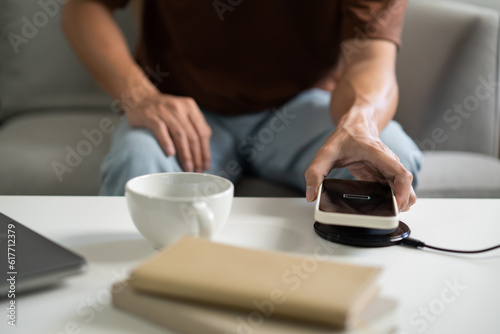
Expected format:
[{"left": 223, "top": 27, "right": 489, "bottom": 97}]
[{"left": 0, "top": 196, "right": 499, "bottom": 334}]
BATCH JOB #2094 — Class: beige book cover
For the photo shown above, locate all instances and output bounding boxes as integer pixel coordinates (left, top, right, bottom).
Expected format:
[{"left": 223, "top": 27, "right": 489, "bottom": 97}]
[
  {"left": 130, "top": 236, "right": 381, "bottom": 329},
  {"left": 112, "top": 281, "right": 397, "bottom": 334}
]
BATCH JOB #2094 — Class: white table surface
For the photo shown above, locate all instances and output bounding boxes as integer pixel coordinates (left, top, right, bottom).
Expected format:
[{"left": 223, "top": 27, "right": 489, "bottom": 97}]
[{"left": 0, "top": 196, "right": 499, "bottom": 334}]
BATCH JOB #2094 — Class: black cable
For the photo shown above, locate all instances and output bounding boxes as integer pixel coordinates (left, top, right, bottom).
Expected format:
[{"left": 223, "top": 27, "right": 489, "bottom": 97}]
[{"left": 402, "top": 237, "right": 500, "bottom": 254}]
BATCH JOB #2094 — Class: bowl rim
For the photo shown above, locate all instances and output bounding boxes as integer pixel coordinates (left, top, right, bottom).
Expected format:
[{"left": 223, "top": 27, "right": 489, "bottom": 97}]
[{"left": 125, "top": 172, "right": 234, "bottom": 201}]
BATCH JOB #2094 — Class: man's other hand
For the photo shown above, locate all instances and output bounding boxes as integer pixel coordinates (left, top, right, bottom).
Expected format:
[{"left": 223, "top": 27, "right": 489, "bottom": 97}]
[{"left": 125, "top": 93, "right": 212, "bottom": 172}]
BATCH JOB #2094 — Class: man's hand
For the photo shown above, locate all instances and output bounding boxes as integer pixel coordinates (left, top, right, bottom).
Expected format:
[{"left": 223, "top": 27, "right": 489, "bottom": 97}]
[
  {"left": 304, "top": 113, "right": 416, "bottom": 212},
  {"left": 305, "top": 40, "right": 416, "bottom": 212},
  {"left": 125, "top": 93, "right": 212, "bottom": 172},
  {"left": 62, "top": 2, "right": 212, "bottom": 172}
]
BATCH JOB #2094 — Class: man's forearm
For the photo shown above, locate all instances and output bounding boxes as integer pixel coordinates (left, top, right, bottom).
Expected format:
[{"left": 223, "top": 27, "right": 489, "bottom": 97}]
[
  {"left": 330, "top": 40, "right": 399, "bottom": 135},
  {"left": 62, "top": 0, "right": 157, "bottom": 101},
  {"left": 63, "top": 1, "right": 212, "bottom": 172}
]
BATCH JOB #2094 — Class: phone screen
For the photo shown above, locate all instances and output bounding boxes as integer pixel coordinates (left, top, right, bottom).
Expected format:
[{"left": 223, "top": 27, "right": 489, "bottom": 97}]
[{"left": 319, "top": 179, "right": 395, "bottom": 217}]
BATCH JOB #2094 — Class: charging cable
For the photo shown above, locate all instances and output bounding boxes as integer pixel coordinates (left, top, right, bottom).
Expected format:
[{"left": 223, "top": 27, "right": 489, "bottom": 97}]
[{"left": 402, "top": 238, "right": 500, "bottom": 254}]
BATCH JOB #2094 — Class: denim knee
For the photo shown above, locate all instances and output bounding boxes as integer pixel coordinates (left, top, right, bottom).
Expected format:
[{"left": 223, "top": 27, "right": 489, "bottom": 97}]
[
  {"left": 100, "top": 125, "right": 182, "bottom": 195},
  {"left": 380, "top": 121, "right": 423, "bottom": 189},
  {"left": 403, "top": 149, "right": 423, "bottom": 189}
]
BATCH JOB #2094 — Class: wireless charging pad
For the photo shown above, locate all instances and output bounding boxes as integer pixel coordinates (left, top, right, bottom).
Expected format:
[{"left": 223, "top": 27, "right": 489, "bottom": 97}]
[{"left": 313, "top": 221, "right": 411, "bottom": 247}]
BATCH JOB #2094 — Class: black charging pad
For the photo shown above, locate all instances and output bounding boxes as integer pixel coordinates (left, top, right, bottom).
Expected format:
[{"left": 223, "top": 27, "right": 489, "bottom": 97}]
[{"left": 314, "top": 221, "right": 411, "bottom": 247}]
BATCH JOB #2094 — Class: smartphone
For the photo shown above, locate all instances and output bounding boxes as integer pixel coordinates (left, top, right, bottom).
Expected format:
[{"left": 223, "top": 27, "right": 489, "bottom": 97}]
[{"left": 314, "top": 178, "right": 399, "bottom": 229}]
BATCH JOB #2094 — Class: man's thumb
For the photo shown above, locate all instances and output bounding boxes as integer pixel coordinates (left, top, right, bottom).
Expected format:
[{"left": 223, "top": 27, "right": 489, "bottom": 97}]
[{"left": 305, "top": 168, "right": 324, "bottom": 202}]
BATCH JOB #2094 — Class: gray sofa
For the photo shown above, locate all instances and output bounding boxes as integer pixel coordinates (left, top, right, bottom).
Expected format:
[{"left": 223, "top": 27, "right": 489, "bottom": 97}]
[{"left": 1, "top": 0, "right": 500, "bottom": 197}]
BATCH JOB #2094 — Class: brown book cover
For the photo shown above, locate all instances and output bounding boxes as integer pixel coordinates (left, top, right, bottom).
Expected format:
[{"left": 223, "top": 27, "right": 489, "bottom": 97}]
[
  {"left": 112, "top": 281, "right": 397, "bottom": 334},
  {"left": 130, "top": 236, "right": 381, "bottom": 329}
]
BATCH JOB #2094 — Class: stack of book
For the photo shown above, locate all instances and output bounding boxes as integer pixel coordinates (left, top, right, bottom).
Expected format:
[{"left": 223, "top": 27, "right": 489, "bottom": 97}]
[{"left": 112, "top": 236, "right": 397, "bottom": 334}]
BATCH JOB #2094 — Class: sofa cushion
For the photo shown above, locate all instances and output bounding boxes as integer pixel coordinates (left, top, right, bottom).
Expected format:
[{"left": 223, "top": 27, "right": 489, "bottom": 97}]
[
  {"left": 417, "top": 151, "right": 500, "bottom": 198},
  {"left": 0, "top": 110, "right": 119, "bottom": 195},
  {"left": 0, "top": 0, "right": 137, "bottom": 121},
  {"left": 395, "top": 1, "right": 500, "bottom": 157}
]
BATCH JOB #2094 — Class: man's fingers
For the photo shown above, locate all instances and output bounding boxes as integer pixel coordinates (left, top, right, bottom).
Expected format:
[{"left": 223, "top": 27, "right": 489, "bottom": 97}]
[
  {"left": 188, "top": 112, "right": 212, "bottom": 171},
  {"left": 187, "top": 131, "right": 203, "bottom": 172},
  {"left": 148, "top": 116, "right": 175, "bottom": 156},
  {"left": 169, "top": 100, "right": 204, "bottom": 172},
  {"left": 304, "top": 147, "right": 338, "bottom": 202},
  {"left": 304, "top": 168, "right": 323, "bottom": 202},
  {"left": 161, "top": 113, "right": 194, "bottom": 172},
  {"left": 125, "top": 94, "right": 213, "bottom": 173},
  {"left": 391, "top": 171, "right": 414, "bottom": 212},
  {"left": 347, "top": 163, "right": 380, "bottom": 183},
  {"left": 182, "top": 120, "right": 203, "bottom": 173},
  {"left": 403, "top": 185, "right": 417, "bottom": 212},
  {"left": 360, "top": 145, "right": 413, "bottom": 211},
  {"left": 200, "top": 135, "right": 212, "bottom": 171},
  {"left": 306, "top": 133, "right": 416, "bottom": 211},
  {"left": 349, "top": 157, "right": 415, "bottom": 211}
]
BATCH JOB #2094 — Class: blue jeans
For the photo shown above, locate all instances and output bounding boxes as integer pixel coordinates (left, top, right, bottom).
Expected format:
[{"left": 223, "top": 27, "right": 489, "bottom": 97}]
[{"left": 100, "top": 89, "right": 423, "bottom": 196}]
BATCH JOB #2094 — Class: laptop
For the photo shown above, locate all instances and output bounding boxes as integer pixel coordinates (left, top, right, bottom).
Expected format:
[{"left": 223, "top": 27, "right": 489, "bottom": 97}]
[{"left": 0, "top": 212, "right": 86, "bottom": 296}]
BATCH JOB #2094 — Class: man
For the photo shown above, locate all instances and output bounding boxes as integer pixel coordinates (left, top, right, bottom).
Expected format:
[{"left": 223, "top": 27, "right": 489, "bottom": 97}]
[{"left": 62, "top": 0, "right": 422, "bottom": 211}]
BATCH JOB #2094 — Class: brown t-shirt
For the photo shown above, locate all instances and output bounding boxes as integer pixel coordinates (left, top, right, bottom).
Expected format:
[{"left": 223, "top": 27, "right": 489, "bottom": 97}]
[{"left": 102, "top": 0, "right": 407, "bottom": 114}]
